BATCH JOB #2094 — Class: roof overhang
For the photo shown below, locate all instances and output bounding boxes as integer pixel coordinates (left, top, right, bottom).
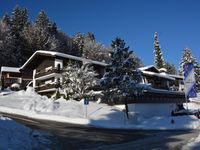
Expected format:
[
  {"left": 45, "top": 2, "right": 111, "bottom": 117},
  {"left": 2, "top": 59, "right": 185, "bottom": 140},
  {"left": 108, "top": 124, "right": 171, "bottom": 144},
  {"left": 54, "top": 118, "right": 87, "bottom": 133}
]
[
  {"left": 1, "top": 66, "right": 20, "bottom": 73},
  {"left": 168, "top": 74, "right": 184, "bottom": 80},
  {"left": 142, "top": 70, "right": 175, "bottom": 81},
  {"left": 139, "top": 65, "right": 160, "bottom": 73},
  {"left": 20, "top": 50, "right": 108, "bottom": 71}
]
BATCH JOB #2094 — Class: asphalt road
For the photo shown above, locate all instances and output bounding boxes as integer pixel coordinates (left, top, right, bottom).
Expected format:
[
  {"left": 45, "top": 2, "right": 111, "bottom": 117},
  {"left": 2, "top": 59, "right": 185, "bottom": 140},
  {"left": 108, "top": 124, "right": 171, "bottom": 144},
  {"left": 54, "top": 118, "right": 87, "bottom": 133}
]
[{"left": 0, "top": 112, "right": 199, "bottom": 150}]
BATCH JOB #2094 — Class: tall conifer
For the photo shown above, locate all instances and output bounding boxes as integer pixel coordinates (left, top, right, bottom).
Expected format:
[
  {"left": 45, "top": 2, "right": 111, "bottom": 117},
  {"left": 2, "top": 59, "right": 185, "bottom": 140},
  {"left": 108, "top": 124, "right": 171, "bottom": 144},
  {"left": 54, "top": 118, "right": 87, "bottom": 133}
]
[{"left": 154, "top": 32, "right": 165, "bottom": 69}]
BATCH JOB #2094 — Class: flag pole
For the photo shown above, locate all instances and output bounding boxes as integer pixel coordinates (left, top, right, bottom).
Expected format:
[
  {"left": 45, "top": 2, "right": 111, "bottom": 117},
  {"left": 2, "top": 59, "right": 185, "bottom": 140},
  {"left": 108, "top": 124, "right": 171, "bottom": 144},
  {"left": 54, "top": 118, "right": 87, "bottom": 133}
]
[{"left": 184, "top": 80, "right": 189, "bottom": 113}]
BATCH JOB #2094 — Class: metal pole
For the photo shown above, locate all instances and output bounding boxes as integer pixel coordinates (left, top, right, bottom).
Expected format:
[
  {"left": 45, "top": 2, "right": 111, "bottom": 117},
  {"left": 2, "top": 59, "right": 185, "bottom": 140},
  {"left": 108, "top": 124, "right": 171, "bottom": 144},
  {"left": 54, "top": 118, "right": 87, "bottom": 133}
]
[
  {"left": 184, "top": 80, "right": 189, "bottom": 113},
  {"left": 86, "top": 105, "right": 87, "bottom": 118}
]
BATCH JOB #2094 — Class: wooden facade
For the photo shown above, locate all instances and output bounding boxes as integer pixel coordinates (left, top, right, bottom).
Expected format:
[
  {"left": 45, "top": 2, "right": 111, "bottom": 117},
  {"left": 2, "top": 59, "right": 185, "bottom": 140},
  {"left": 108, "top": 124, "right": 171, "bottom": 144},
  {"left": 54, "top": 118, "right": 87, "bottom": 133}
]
[
  {"left": 0, "top": 67, "right": 21, "bottom": 90},
  {"left": 20, "top": 50, "right": 107, "bottom": 97},
  {"left": 0, "top": 67, "right": 32, "bottom": 90}
]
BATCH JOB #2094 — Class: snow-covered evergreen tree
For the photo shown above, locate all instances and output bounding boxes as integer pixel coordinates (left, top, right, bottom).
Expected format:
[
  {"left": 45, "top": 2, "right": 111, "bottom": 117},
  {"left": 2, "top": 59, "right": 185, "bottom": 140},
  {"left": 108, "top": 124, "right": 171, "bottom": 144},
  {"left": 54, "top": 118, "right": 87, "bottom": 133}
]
[
  {"left": 85, "top": 32, "right": 95, "bottom": 42},
  {"left": 11, "top": 6, "right": 29, "bottom": 34},
  {"left": 35, "top": 11, "right": 50, "bottom": 32},
  {"left": 0, "top": 6, "right": 73, "bottom": 67},
  {"left": 0, "top": 14, "right": 11, "bottom": 66},
  {"left": 72, "top": 32, "right": 111, "bottom": 62},
  {"left": 32, "top": 11, "right": 72, "bottom": 53},
  {"left": 82, "top": 32, "right": 110, "bottom": 63},
  {"left": 34, "top": 11, "right": 55, "bottom": 50},
  {"left": 129, "top": 52, "right": 143, "bottom": 68},
  {"left": 154, "top": 32, "right": 165, "bottom": 69},
  {"left": 62, "top": 63, "right": 98, "bottom": 100},
  {"left": 72, "top": 32, "right": 84, "bottom": 56},
  {"left": 179, "top": 48, "right": 197, "bottom": 74},
  {"left": 100, "top": 38, "right": 143, "bottom": 104},
  {"left": 179, "top": 48, "right": 200, "bottom": 91},
  {"left": 165, "top": 62, "right": 177, "bottom": 74},
  {"left": 1, "top": 14, "right": 11, "bottom": 30},
  {"left": 3, "top": 6, "right": 33, "bottom": 66}
]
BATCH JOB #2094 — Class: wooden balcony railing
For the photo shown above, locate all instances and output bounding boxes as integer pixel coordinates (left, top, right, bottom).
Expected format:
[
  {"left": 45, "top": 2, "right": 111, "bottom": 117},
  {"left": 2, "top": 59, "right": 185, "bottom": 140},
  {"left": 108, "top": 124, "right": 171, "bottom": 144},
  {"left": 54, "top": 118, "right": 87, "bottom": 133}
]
[
  {"left": 35, "top": 68, "right": 63, "bottom": 79},
  {"left": 35, "top": 83, "right": 60, "bottom": 92}
]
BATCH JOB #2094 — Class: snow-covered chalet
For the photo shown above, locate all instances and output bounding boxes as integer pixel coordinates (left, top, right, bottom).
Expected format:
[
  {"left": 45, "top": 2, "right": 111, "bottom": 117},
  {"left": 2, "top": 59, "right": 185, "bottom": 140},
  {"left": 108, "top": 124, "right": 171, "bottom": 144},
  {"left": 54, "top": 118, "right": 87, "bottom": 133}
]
[
  {"left": 19, "top": 50, "right": 107, "bottom": 97},
  {"left": 0, "top": 50, "right": 187, "bottom": 117}
]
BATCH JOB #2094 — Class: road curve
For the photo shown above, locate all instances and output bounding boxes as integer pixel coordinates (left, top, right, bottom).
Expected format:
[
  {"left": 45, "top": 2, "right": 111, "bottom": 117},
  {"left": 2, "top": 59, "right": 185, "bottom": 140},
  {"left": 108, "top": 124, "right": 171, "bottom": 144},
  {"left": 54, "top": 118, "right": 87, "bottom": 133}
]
[{"left": 0, "top": 112, "right": 199, "bottom": 150}]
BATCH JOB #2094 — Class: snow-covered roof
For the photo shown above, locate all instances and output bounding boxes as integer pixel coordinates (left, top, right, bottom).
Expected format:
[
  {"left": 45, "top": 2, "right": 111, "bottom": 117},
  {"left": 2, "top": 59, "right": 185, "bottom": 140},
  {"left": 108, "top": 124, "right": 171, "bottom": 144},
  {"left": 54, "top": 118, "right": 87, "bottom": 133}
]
[
  {"left": 21, "top": 50, "right": 108, "bottom": 70},
  {"left": 159, "top": 68, "right": 167, "bottom": 73},
  {"left": 139, "top": 65, "right": 178, "bottom": 80},
  {"left": 168, "top": 74, "right": 184, "bottom": 80},
  {"left": 142, "top": 70, "right": 175, "bottom": 80},
  {"left": 138, "top": 65, "right": 156, "bottom": 71},
  {"left": 1, "top": 66, "right": 20, "bottom": 73},
  {"left": 139, "top": 65, "right": 160, "bottom": 73}
]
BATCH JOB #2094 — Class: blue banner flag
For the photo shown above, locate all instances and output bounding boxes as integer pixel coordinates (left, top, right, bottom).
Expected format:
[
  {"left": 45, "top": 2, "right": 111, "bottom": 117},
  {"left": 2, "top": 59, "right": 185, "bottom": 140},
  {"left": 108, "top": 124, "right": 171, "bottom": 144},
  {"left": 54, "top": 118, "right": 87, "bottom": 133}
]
[{"left": 184, "top": 63, "right": 197, "bottom": 98}]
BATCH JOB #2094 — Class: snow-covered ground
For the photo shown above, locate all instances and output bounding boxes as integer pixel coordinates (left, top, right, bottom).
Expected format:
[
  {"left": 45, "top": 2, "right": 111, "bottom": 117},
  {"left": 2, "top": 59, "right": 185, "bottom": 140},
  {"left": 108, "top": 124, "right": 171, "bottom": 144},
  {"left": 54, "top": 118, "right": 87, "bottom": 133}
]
[
  {"left": 182, "top": 94, "right": 200, "bottom": 150},
  {"left": 0, "top": 88, "right": 200, "bottom": 148},
  {"left": 183, "top": 134, "right": 200, "bottom": 150},
  {"left": 0, "top": 115, "right": 56, "bottom": 149},
  {"left": 0, "top": 87, "right": 200, "bottom": 130}
]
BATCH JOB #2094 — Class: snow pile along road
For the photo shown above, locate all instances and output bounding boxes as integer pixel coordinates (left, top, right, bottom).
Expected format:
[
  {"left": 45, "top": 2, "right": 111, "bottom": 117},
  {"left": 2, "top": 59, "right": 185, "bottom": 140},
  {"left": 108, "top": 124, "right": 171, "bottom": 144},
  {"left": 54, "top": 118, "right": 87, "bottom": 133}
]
[
  {"left": 21, "top": 88, "right": 55, "bottom": 112},
  {"left": 0, "top": 88, "right": 200, "bottom": 130},
  {"left": 0, "top": 115, "right": 60, "bottom": 149},
  {"left": 183, "top": 133, "right": 200, "bottom": 150}
]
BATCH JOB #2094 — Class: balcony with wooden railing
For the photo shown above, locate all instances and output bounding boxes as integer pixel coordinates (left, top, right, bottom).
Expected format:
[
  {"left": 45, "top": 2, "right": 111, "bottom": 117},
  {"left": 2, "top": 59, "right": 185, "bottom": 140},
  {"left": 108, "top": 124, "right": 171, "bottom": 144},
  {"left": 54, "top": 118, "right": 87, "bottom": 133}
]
[
  {"left": 35, "top": 68, "right": 63, "bottom": 79},
  {"left": 35, "top": 83, "right": 60, "bottom": 92}
]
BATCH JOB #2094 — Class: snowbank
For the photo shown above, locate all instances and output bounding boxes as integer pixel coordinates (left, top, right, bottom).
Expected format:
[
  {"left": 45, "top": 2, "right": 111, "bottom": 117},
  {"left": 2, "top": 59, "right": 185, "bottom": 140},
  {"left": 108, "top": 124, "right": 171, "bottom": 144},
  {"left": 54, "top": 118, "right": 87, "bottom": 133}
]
[
  {"left": 0, "top": 88, "right": 13, "bottom": 96},
  {"left": 0, "top": 88, "right": 200, "bottom": 130},
  {"left": 181, "top": 94, "right": 200, "bottom": 149},
  {"left": 183, "top": 134, "right": 200, "bottom": 150},
  {"left": 0, "top": 115, "right": 61, "bottom": 149}
]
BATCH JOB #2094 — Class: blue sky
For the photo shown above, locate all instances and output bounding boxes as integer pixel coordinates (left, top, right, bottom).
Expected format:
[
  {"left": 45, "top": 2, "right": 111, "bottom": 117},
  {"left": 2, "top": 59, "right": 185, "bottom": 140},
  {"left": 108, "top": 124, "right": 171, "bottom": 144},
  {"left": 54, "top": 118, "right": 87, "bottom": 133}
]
[{"left": 1, "top": 0, "right": 200, "bottom": 69}]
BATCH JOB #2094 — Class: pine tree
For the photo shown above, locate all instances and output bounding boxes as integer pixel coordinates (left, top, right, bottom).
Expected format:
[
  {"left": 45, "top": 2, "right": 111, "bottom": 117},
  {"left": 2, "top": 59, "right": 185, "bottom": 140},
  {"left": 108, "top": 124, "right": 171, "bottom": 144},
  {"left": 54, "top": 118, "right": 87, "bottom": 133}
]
[
  {"left": 72, "top": 32, "right": 84, "bottom": 56},
  {"left": 179, "top": 48, "right": 197, "bottom": 74},
  {"left": 179, "top": 48, "right": 200, "bottom": 92},
  {"left": 62, "top": 63, "right": 98, "bottom": 100},
  {"left": 154, "top": 32, "right": 165, "bottom": 69},
  {"left": 0, "top": 14, "right": 11, "bottom": 66},
  {"left": 129, "top": 52, "right": 143, "bottom": 68},
  {"left": 11, "top": 6, "right": 29, "bottom": 35},
  {"left": 34, "top": 11, "right": 52, "bottom": 50},
  {"left": 85, "top": 32, "right": 95, "bottom": 42},
  {"left": 35, "top": 11, "right": 50, "bottom": 32},
  {"left": 8, "top": 6, "right": 30, "bottom": 66},
  {"left": 82, "top": 32, "right": 110, "bottom": 63},
  {"left": 34, "top": 11, "right": 61, "bottom": 51},
  {"left": 1, "top": 14, "right": 11, "bottom": 28},
  {"left": 56, "top": 31, "right": 73, "bottom": 53},
  {"left": 100, "top": 38, "right": 143, "bottom": 103},
  {"left": 72, "top": 32, "right": 111, "bottom": 62},
  {"left": 165, "top": 62, "right": 177, "bottom": 74},
  {"left": 100, "top": 38, "right": 144, "bottom": 119},
  {"left": 0, "top": 6, "right": 73, "bottom": 67}
]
